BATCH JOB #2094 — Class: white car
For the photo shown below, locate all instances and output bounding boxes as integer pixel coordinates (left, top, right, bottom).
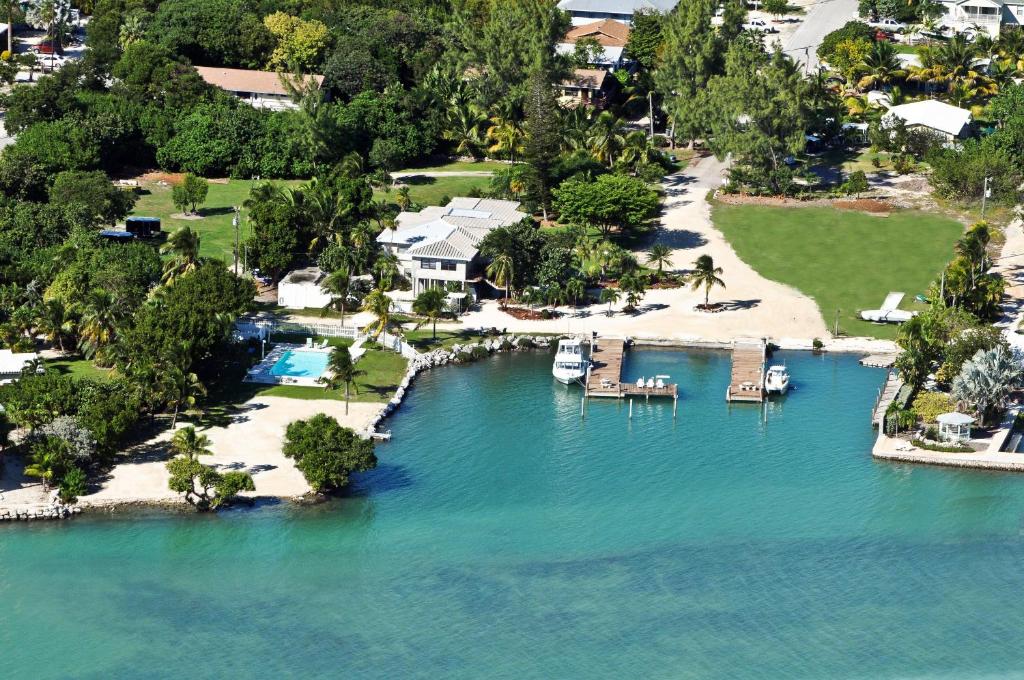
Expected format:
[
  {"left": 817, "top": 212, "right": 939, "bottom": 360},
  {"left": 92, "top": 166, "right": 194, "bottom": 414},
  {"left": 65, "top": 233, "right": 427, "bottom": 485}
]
[
  {"left": 869, "top": 17, "right": 906, "bottom": 32},
  {"left": 744, "top": 18, "right": 778, "bottom": 33}
]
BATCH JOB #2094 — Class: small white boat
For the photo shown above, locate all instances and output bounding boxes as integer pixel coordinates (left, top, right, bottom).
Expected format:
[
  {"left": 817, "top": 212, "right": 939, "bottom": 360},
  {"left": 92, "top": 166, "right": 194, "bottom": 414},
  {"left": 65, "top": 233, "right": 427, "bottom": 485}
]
[
  {"left": 764, "top": 365, "right": 790, "bottom": 394},
  {"left": 553, "top": 337, "right": 588, "bottom": 384}
]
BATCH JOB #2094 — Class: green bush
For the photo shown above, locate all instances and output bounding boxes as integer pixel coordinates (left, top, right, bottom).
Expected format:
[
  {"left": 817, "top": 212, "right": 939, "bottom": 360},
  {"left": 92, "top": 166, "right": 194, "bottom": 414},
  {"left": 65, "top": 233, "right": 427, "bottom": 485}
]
[
  {"left": 911, "top": 392, "right": 956, "bottom": 423},
  {"left": 911, "top": 438, "right": 972, "bottom": 453}
]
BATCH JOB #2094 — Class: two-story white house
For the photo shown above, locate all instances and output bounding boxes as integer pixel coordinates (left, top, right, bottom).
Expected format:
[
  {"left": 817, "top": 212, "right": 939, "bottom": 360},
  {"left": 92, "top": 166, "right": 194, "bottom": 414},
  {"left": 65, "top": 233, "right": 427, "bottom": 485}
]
[
  {"left": 936, "top": 0, "right": 1024, "bottom": 36},
  {"left": 558, "top": 0, "right": 678, "bottom": 26},
  {"left": 377, "top": 198, "right": 528, "bottom": 297}
]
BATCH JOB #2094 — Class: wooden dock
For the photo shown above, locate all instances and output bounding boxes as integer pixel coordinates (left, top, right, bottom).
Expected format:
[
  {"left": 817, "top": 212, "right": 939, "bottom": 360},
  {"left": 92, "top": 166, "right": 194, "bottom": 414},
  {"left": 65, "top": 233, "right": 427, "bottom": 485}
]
[
  {"left": 585, "top": 340, "right": 678, "bottom": 399},
  {"left": 860, "top": 353, "right": 898, "bottom": 369},
  {"left": 872, "top": 371, "right": 903, "bottom": 427},
  {"left": 726, "top": 339, "right": 766, "bottom": 403}
]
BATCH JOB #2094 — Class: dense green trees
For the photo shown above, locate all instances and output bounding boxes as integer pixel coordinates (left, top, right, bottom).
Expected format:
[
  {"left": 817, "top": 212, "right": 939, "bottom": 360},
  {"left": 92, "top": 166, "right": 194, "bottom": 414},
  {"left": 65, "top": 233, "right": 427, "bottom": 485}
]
[
  {"left": 283, "top": 414, "right": 377, "bottom": 493},
  {"left": 553, "top": 174, "right": 659, "bottom": 236}
]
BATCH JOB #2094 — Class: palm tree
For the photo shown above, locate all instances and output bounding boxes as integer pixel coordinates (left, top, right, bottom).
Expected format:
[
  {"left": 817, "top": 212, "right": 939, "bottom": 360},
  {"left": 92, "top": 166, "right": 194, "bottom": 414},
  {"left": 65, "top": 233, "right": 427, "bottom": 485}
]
[
  {"left": 118, "top": 11, "right": 146, "bottom": 49},
  {"left": 321, "top": 267, "right": 353, "bottom": 326},
  {"left": 159, "top": 364, "right": 206, "bottom": 428},
  {"left": 586, "top": 111, "right": 626, "bottom": 167},
  {"left": 619, "top": 273, "right": 646, "bottom": 312},
  {"left": 35, "top": 299, "right": 74, "bottom": 352},
  {"left": 486, "top": 254, "right": 514, "bottom": 308},
  {"left": 361, "top": 288, "right": 394, "bottom": 340},
  {"left": 78, "top": 289, "right": 120, "bottom": 360},
  {"left": 689, "top": 254, "right": 725, "bottom": 307},
  {"left": 160, "top": 226, "right": 202, "bottom": 285},
  {"left": 646, "top": 244, "right": 673, "bottom": 277},
  {"left": 319, "top": 345, "right": 363, "bottom": 414},
  {"left": 396, "top": 186, "right": 412, "bottom": 212},
  {"left": 544, "top": 282, "right": 565, "bottom": 310},
  {"left": 565, "top": 278, "right": 586, "bottom": 310},
  {"left": 617, "top": 130, "right": 658, "bottom": 174},
  {"left": 952, "top": 345, "right": 1024, "bottom": 424},
  {"left": 599, "top": 287, "right": 620, "bottom": 316},
  {"left": 856, "top": 40, "right": 906, "bottom": 91},
  {"left": 486, "top": 116, "right": 524, "bottom": 162},
  {"left": 373, "top": 252, "right": 400, "bottom": 290},
  {"left": 412, "top": 287, "right": 448, "bottom": 339},
  {"left": 444, "top": 98, "right": 487, "bottom": 159},
  {"left": 171, "top": 426, "right": 213, "bottom": 460}
]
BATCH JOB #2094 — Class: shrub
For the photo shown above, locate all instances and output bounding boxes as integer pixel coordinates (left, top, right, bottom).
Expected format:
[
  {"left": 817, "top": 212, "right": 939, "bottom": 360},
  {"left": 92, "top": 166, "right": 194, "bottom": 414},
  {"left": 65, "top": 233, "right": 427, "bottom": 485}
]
[
  {"left": 911, "top": 391, "right": 955, "bottom": 423},
  {"left": 871, "top": 155, "right": 882, "bottom": 168},
  {"left": 283, "top": 414, "right": 377, "bottom": 493},
  {"left": 911, "top": 438, "right": 972, "bottom": 453},
  {"left": 812, "top": 338, "right": 824, "bottom": 351}
]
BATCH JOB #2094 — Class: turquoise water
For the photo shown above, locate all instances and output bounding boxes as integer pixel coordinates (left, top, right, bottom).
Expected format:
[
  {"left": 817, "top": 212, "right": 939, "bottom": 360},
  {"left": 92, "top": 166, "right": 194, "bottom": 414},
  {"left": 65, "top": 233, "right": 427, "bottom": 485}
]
[
  {"left": 269, "top": 348, "right": 329, "bottom": 378},
  {"left": 6, "top": 349, "right": 1024, "bottom": 679}
]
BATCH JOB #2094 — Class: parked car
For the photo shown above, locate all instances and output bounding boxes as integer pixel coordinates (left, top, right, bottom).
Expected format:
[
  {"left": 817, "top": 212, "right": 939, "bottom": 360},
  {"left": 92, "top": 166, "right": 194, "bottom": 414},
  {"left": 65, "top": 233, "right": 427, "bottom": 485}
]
[
  {"left": 744, "top": 17, "right": 778, "bottom": 32},
  {"left": 869, "top": 17, "right": 906, "bottom": 32}
]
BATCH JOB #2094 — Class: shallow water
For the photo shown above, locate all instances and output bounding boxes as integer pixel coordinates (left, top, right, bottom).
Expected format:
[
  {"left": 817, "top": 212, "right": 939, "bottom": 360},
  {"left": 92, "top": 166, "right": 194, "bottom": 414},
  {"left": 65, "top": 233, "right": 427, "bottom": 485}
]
[{"left": 5, "top": 349, "right": 1024, "bottom": 679}]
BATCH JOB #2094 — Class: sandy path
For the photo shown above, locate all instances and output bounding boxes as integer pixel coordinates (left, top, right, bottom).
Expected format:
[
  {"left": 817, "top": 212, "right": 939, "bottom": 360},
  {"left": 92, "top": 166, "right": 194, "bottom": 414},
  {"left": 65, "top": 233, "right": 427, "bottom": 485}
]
[
  {"left": 455, "top": 155, "right": 830, "bottom": 345},
  {"left": 78, "top": 397, "right": 384, "bottom": 507}
]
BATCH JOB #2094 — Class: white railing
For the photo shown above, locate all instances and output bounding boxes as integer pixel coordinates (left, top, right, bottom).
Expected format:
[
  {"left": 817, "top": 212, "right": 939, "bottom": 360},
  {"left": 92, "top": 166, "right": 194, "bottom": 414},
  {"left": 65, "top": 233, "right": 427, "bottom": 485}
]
[{"left": 235, "top": 319, "right": 361, "bottom": 340}]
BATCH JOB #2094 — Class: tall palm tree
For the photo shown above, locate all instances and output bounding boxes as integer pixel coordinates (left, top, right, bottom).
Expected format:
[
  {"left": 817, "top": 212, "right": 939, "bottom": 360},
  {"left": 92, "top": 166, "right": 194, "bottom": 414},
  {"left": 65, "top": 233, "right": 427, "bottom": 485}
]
[
  {"left": 486, "top": 116, "right": 524, "bottom": 162},
  {"left": 159, "top": 364, "right": 206, "bottom": 428},
  {"left": 689, "top": 254, "right": 725, "bottom": 307},
  {"left": 396, "top": 186, "right": 412, "bottom": 211},
  {"left": 646, "top": 244, "right": 673, "bottom": 277},
  {"left": 171, "top": 426, "right": 213, "bottom": 460},
  {"left": 856, "top": 40, "right": 906, "bottom": 91},
  {"left": 78, "top": 289, "right": 120, "bottom": 360},
  {"left": 361, "top": 288, "right": 394, "bottom": 341},
  {"left": 160, "top": 227, "right": 202, "bottom": 285},
  {"left": 486, "top": 254, "right": 514, "bottom": 308},
  {"left": 617, "top": 130, "right": 658, "bottom": 174},
  {"left": 412, "top": 287, "right": 448, "bottom": 339},
  {"left": 586, "top": 111, "right": 626, "bottom": 167},
  {"left": 599, "top": 287, "right": 620, "bottom": 316},
  {"left": 565, "top": 278, "right": 586, "bottom": 310},
  {"left": 444, "top": 98, "right": 487, "bottom": 159},
  {"left": 35, "top": 299, "right": 74, "bottom": 352},
  {"left": 321, "top": 267, "right": 353, "bottom": 326},
  {"left": 319, "top": 345, "right": 363, "bottom": 414},
  {"left": 373, "top": 252, "right": 400, "bottom": 290}
]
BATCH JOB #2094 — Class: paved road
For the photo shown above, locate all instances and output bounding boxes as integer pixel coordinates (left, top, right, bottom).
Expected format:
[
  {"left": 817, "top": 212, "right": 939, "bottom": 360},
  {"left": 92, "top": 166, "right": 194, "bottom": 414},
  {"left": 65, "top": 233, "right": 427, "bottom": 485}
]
[{"left": 782, "top": 0, "right": 859, "bottom": 71}]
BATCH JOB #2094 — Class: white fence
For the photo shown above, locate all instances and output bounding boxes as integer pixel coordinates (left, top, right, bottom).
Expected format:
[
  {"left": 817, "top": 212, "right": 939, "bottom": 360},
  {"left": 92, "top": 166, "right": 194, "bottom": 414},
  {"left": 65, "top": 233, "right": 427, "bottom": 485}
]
[{"left": 235, "top": 319, "right": 361, "bottom": 341}]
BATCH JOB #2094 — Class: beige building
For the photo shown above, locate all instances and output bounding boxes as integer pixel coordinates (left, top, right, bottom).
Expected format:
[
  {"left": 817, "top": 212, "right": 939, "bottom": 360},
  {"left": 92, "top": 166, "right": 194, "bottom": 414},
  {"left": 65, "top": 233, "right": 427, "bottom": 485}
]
[{"left": 194, "top": 66, "right": 325, "bottom": 111}]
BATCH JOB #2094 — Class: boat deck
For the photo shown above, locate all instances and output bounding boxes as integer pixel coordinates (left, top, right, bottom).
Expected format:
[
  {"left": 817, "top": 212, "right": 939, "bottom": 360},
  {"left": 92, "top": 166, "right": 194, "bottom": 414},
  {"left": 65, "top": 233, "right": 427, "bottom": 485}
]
[
  {"left": 584, "top": 340, "right": 678, "bottom": 399},
  {"left": 727, "top": 340, "right": 766, "bottom": 403}
]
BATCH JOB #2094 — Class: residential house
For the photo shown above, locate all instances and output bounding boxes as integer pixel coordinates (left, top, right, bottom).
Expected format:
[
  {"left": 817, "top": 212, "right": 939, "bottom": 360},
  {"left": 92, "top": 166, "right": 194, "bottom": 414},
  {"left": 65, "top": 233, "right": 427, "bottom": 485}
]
[
  {"left": 0, "top": 349, "right": 39, "bottom": 385},
  {"left": 556, "top": 19, "right": 631, "bottom": 71},
  {"left": 377, "top": 198, "right": 528, "bottom": 297},
  {"left": 883, "top": 99, "right": 973, "bottom": 141},
  {"left": 558, "top": 0, "right": 678, "bottom": 25},
  {"left": 559, "top": 68, "right": 612, "bottom": 107},
  {"left": 936, "top": 0, "right": 1024, "bottom": 37},
  {"left": 194, "top": 66, "right": 324, "bottom": 111}
]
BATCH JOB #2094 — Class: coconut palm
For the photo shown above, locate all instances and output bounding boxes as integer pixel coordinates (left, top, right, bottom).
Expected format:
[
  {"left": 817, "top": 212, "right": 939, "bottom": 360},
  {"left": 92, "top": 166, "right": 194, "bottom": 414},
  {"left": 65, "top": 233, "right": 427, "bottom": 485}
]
[
  {"left": 35, "top": 299, "right": 74, "bottom": 352},
  {"left": 160, "top": 226, "right": 202, "bottom": 285},
  {"left": 412, "top": 287, "right": 448, "bottom": 339},
  {"left": 444, "top": 98, "right": 487, "bottom": 158},
  {"left": 361, "top": 288, "right": 394, "bottom": 340},
  {"left": 544, "top": 283, "right": 565, "bottom": 310},
  {"left": 856, "top": 40, "right": 906, "bottom": 91},
  {"left": 118, "top": 11, "right": 146, "bottom": 49},
  {"left": 689, "top": 254, "right": 725, "bottom": 307},
  {"left": 952, "top": 345, "right": 1024, "bottom": 424},
  {"left": 646, "top": 244, "right": 673, "bottom": 277},
  {"left": 599, "top": 287, "right": 620, "bottom": 316},
  {"left": 78, "top": 289, "right": 120, "bottom": 360},
  {"left": 373, "top": 252, "right": 400, "bottom": 290},
  {"left": 619, "top": 273, "right": 646, "bottom": 312},
  {"left": 26, "top": 0, "right": 70, "bottom": 51},
  {"left": 171, "top": 426, "right": 213, "bottom": 460},
  {"left": 486, "top": 254, "right": 514, "bottom": 308},
  {"left": 586, "top": 111, "right": 626, "bottom": 167},
  {"left": 565, "top": 278, "right": 586, "bottom": 310},
  {"left": 158, "top": 364, "right": 206, "bottom": 428},
  {"left": 321, "top": 267, "right": 354, "bottom": 326},
  {"left": 617, "top": 130, "right": 659, "bottom": 174},
  {"left": 319, "top": 345, "right": 363, "bottom": 414},
  {"left": 486, "top": 116, "right": 525, "bottom": 162},
  {"left": 396, "top": 186, "right": 412, "bottom": 211}
]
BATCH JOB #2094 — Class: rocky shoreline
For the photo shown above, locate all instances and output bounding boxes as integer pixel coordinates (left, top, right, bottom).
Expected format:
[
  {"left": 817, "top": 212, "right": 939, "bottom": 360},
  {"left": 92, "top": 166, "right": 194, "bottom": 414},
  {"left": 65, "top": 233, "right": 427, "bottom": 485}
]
[{"left": 1, "top": 504, "right": 83, "bottom": 522}]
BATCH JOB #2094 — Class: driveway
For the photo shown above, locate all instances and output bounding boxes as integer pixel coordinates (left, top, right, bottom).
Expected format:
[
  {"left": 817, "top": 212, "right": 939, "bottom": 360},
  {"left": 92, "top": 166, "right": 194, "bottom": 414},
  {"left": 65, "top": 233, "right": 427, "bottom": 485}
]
[{"left": 782, "top": 0, "right": 859, "bottom": 71}]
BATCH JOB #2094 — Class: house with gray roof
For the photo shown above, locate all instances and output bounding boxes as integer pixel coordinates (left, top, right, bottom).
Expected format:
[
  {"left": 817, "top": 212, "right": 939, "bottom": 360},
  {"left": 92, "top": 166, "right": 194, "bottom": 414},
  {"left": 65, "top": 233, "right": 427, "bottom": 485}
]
[
  {"left": 377, "top": 198, "right": 528, "bottom": 296},
  {"left": 558, "top": 0, "right": 678, "bottom": 25}
]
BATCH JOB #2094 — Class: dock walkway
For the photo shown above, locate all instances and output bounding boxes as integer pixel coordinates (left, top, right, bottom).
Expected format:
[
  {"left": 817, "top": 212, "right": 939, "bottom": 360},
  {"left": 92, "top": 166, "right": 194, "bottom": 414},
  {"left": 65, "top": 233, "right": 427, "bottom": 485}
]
[
  {"left": 726, "top": 339, "right": 766, "bottom": 403},
  {"left": 585, "top": 340, "right": 678, "bottom": 399},
  {"left": 871, "top": 371, "right": 903, "bottom": 427}
]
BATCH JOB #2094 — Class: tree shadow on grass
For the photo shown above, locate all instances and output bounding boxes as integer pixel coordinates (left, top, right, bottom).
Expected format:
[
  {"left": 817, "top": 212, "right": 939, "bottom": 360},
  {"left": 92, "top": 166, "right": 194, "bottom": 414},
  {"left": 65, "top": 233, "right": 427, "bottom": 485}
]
[
  {"left": 397, "top": 175, "right": 437, "bottom": 186},
  {"left": 199, "top": 206, "right": 236, "bottom": 218}
]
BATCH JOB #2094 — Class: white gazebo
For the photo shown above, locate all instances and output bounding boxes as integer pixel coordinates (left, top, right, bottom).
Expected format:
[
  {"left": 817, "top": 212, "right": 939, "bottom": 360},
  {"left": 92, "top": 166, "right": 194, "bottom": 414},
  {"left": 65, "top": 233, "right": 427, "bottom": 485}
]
[{"left": 936, "top": 412, "right": 975, "bottom": 443}]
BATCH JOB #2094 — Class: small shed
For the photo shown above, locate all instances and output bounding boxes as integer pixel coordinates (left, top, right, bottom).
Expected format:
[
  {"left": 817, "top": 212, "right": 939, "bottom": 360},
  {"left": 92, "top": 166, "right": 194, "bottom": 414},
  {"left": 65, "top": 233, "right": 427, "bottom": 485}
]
[
  {"left": 277, "top": 267, "right": 332, "bottom": 309},
  {"left": 936, "top": 412, "right": 975, "bottom": 443}
]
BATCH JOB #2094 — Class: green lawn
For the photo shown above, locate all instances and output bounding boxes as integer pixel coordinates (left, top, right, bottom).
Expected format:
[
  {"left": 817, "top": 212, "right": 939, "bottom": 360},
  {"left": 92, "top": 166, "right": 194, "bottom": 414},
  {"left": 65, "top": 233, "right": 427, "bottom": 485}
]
[
  {"left": 395, "top": 160, "right": 509, "bottom": 173},
  {"left": 405, "top": 329, "right": 490, "bottom": 351},
  {"left": 379, "top": 175, "right": 492, "bottom": 207},
  {"left": 257, "top": 348, "right": 407, "bottom": 404},
  {"left": 46, "top": 356, "right": 115, "bottom": 382},
  {"left": 712, "top": 204, "right": 964, "bottom": 338}
]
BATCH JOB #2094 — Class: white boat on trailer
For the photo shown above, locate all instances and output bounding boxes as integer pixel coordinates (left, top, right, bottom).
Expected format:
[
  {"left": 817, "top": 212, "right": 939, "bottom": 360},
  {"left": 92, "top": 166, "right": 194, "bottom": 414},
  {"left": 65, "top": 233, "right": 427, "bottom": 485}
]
[
  {"left": 552, "top": 337, "right": 588, "bottom": 384},
  {"left": 764, "top": 365, "right": 790, "bottom": 394}
]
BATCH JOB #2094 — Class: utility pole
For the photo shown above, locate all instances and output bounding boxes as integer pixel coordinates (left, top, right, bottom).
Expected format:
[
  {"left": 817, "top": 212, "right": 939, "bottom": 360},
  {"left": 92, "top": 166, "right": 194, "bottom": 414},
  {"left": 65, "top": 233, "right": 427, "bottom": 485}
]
[
  {"left": 232, "top": 206, "right": 240, "bottom": 276},
  {"left": 981, "top": 176, "right": 992, "bottom": 221}
]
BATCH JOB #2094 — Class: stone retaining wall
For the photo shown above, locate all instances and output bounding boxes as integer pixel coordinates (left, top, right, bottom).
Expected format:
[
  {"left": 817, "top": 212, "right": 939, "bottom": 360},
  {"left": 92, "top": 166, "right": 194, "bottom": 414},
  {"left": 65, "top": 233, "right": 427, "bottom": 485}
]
[{"left": 0, "top": 505, "right": 82, "bottom": 522}]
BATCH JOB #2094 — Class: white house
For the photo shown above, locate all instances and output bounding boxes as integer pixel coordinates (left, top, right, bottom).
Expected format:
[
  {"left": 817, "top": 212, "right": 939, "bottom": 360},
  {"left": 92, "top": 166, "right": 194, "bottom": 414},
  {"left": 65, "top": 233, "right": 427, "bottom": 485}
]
[
  {"left": 557, "top": 0, "right": 678, "bottom": 25},
  {"left": 936, "top": 0, "right": 1024, "bottom": 37},
  {"left": 0, "top": 349, "right": 39, "bottom": 385},
  {"left": 378, "top": 198, "right": 528, "bottom": 296},
  {"left": 883, "top": 99, "right": 973, "bottom": 141},
  {"left": 277, "top": 267, "right": 333, "bottom": 309},
  {"left": 194, "top": 67, "right": 324, "bottom": 111}
]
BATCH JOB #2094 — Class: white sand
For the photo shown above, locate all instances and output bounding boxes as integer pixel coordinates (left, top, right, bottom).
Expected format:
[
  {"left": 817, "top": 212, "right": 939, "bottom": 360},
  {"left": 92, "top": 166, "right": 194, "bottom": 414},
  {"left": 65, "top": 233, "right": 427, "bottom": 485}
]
[
  {"left": 78, "top": 397, "right": 384, "bottom": 508},
  {"left": 456, "top": 155, "right": 831, "bottom": 345}
]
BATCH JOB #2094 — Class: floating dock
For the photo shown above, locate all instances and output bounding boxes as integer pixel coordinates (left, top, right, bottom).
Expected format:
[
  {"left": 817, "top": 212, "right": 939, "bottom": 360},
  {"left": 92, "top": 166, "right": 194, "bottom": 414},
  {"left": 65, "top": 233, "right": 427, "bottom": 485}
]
[
  {"left": 585, "top": 340, "right": 678, "bottom": 399},
  {"left": 726, "top": 339, "right": 766, "bottom": 403}
]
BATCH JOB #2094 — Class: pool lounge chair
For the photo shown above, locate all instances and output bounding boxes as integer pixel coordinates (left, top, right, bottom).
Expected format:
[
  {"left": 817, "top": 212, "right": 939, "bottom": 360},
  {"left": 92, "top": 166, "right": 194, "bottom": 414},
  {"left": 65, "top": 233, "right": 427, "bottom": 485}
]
[
  {"left": 319, "top": 339, "right": 329, "bottom": 349},
  {"left": 305, "top": 337, "right": 314, "bottom": 348}
]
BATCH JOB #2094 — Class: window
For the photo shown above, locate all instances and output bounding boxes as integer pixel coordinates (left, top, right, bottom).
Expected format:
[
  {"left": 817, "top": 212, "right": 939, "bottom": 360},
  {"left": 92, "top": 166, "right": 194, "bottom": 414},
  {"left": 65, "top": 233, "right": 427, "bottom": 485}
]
[
  {"left": 441, "top": 261, "right": 457, "bottom": 271},
  {"left": 419, "top": 260, "right": 438, "bottom": 270}
]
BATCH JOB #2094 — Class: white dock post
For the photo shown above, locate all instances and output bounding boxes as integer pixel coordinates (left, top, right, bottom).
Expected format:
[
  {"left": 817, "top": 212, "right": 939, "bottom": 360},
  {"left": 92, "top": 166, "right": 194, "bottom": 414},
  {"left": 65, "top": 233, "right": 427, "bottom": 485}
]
[
  {"left": 581, "top": 395, "right": 585, "bottom": 420},
  {"left": 673, "top": 394, "right": 678, "bottom": 418},
  {"left": 628, "top": 399, "right": 633, "bottom": 419}
]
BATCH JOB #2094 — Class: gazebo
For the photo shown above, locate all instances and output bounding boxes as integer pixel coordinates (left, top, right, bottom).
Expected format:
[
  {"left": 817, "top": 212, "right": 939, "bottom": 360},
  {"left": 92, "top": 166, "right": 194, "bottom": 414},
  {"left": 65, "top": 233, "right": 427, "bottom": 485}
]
[{"left": 936, "top": 412, "right": 975, "bottom": 443}]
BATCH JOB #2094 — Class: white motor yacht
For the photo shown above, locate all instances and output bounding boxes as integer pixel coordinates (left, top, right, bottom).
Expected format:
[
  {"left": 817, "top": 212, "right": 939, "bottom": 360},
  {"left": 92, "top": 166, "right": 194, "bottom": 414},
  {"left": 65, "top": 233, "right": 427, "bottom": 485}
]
[
  {"left": 764, "top": 365, "right": 790, "bottom": 394},
  {"left": 552, "top": 337, "right": 588, "bottom": 384}
]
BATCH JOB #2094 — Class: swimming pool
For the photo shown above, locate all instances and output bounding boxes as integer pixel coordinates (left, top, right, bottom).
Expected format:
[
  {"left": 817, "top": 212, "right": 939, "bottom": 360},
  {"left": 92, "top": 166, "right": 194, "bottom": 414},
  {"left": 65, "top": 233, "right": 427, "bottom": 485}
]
[{"left": 269, "top": 349, "right": 329, "bottom": 378}]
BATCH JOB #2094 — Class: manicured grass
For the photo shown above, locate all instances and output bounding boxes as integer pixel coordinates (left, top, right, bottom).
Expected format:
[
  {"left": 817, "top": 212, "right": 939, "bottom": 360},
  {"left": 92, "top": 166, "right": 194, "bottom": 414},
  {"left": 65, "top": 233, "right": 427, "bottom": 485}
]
[
  {"left": 377, "top": 175, "right": 492, "bottom": 208},
  {"left": 815, "top": 148, "right": 896, "bottom": 175},
  {"left": 257, "top": 348, "right": 407, "bottom": 404},
  {"left": 395, "top": 160, "right": 510, "bottom": 173},
  {"left": 45, "top": 356, "right": 115, "bottom": 382},
  {"left": 405, "top": 329, "right": 490, "bottom": 351},
  {"left": 712, "top": 204, "right": 964, "bottom": 338}
]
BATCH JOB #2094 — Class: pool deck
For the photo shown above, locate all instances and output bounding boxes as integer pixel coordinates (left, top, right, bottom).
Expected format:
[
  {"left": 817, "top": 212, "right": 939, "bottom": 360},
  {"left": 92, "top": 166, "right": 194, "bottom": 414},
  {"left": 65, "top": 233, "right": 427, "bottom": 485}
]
[{"left": 245, "top": 343, "right": 331, "bottom": 387}]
